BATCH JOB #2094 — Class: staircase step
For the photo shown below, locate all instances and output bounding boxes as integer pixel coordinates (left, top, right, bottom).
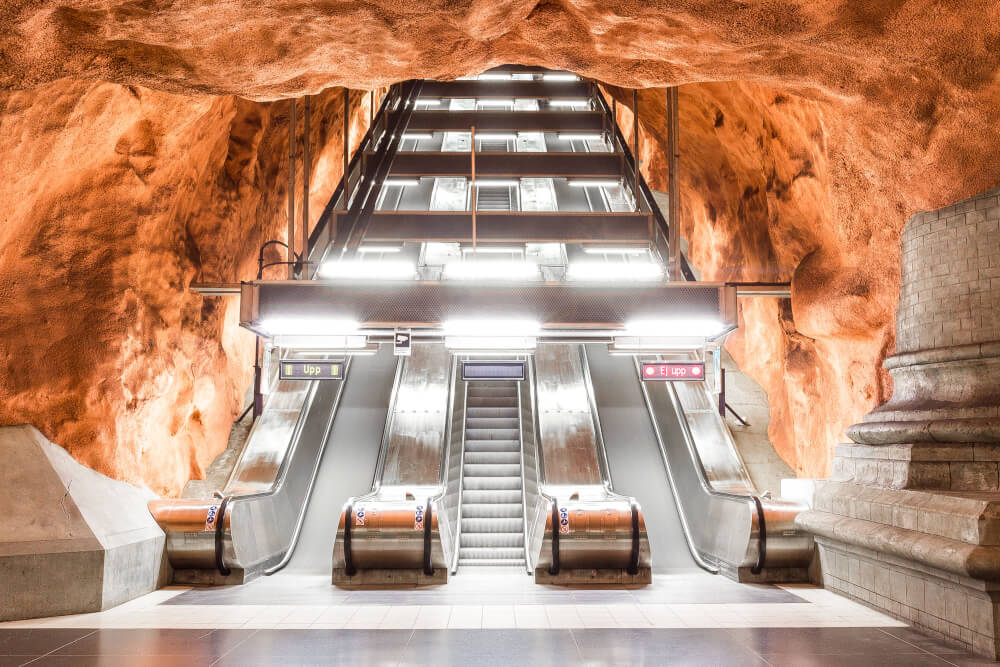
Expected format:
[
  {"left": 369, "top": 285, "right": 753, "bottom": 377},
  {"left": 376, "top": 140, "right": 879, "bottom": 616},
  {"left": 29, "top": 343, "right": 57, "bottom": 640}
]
[
  {"left": 460, "top": 532, "right": 524, "bottom": 549},
  {"left": 464, "top": 451, "right": 520, "bottom": 465},
  {"left": 461, "top": 517, "right": 524, "bottom": 533},
  {"left": 465, "top": 417, "right": 520, "bottom": 430},
  {"left": 467, "top": 397, "right": 518, "bottom": 408},
  {"left": 464, "top": 439, "right": 520, "bottom": 452},
  {"left": 463, "top": 463, "right": 521, "bottom": 478},
  {"left": 462, "top": 477, "right": 522, "bottom": 492},
  {"left": 465, "top": 428, "right": 520, "bottom": 440},
  {"left": 461, "top": 501, "right": 523, "bottom": 517},
  {"left": 458, "top": 559, "right": 526, "bottom": 567},
  {"left": 466, "top": 407, "right": 519, "bottom": 419},
  {"left": 460, "top": 547, "right": 525, "bottom": 560}
]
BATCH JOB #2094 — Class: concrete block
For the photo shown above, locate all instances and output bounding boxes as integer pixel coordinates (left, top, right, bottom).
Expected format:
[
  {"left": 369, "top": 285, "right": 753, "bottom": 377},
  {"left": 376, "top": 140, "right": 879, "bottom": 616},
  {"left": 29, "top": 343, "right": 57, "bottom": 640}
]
[
  {"left": 951, "top": 462, "right": 1000, "bottom": 491},
  {"left": 0, "top": 425, "right": 170, "bottom": 621}
]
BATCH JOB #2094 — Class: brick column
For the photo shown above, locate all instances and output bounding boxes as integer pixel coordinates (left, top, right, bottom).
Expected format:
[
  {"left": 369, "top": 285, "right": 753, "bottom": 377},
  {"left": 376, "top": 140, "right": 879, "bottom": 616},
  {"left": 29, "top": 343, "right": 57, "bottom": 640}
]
[
  {"left": 797, "top": 185, "right": 1000, "bottom": 658},
  {"left": 841, "top": 186, "right": 1000, "bottom": 489}
]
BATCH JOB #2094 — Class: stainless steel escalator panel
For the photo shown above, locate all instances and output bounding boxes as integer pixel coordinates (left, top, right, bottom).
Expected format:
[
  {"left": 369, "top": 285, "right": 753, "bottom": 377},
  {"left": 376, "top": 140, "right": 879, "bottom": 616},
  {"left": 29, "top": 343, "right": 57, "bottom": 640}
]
[
  {"left": 533, "top": 345, "right": 604, "bottom": 487},
  {"left": 332, "top": 343, "right": 457, "bottom": 585},
  {"left": 375, "top": 343, "right": 451, "bottom": 488},
  {"left": 528, "top": 343, "right": 652, "bottom": 583},
  {"left": 637, "top": 356, "right": 814, "bottom": 577}
]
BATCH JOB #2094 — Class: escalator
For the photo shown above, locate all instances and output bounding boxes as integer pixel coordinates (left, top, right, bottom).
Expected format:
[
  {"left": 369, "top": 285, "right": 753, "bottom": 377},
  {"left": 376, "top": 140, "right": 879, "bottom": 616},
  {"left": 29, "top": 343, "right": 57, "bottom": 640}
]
[{"left": 456, "top": 381, "right": 526, "bottom": 568}]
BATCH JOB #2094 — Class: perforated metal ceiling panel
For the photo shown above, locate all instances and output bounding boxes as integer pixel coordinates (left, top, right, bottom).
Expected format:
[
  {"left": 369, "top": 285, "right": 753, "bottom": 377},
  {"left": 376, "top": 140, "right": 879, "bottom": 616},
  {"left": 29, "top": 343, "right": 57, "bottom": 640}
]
[{"left": 242, "top": 281, "right": 735, "bottom": 334}]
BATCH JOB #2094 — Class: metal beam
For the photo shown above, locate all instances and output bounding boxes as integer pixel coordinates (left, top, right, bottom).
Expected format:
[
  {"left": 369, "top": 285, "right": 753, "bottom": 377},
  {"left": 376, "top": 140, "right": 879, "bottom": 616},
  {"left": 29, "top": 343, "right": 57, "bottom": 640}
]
[
  {"left": 384, "top": 151, "right": 623, "bottom": 178},
  {"left": 240, "top": 281, "right": 737, "bottom": 335},
  {"left": 418, "top": 80, "right": 590, "bottom": 98},
  {"left": 666, "top": 87, "right": 681, "bottom": 281},
  {"left": 364, "top": 211, "right": 652, "bottom": 243},
  {"left": 407, "top": 110, "right": 604, "bottom": 132}
]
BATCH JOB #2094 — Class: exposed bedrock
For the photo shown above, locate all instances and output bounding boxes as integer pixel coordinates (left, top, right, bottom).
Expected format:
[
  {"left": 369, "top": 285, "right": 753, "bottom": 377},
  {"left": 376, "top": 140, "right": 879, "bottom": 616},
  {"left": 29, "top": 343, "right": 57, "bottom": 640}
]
[
  {"left": 1, "top": 1, "right": 999, "bottom": 492},
  {"left": 0, "top": 81, "right": 375, "bottom": 495}
]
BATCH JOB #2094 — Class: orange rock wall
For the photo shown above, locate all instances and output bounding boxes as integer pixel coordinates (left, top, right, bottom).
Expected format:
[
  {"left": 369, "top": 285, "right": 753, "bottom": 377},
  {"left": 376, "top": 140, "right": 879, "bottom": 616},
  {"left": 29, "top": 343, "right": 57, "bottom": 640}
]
[
  {"left": 0, "top": 81, "right": 375, "bottom": 495},
  {"left": 2, "top": 0, "right": 999, "bottom": 488}
]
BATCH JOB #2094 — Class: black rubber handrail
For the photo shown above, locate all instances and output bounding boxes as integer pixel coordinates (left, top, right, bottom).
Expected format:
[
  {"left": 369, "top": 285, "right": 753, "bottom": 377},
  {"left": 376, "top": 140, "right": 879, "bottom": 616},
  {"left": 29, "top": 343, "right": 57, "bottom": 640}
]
[
  {"left": 627, "top": 502, "right": 640, "bottom": 576},
  {"left": 214, "top": 495, "right": 233, "bottom": 576},
  {"left": 344, "top": 503, "right": 356, "bottom": 576},
  {"left": 548, "top": 500, "right": 560, "bottom": 576},
  {"left": 423, "top": 498, "right": 434, "bottom": 576},
  {"left": 750, "top": 495, "right": 767, "bottom": 574}
]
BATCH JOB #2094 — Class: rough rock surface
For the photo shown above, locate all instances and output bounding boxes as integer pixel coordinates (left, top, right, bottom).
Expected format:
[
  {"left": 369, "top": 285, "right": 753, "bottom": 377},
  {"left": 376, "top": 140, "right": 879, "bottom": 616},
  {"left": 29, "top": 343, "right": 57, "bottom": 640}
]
[
  {"left": 1, "top": 1, "right": 999, "bottom": 489},
  {"left": 0, "top": 81, "right": 374, "bottom": 494}
]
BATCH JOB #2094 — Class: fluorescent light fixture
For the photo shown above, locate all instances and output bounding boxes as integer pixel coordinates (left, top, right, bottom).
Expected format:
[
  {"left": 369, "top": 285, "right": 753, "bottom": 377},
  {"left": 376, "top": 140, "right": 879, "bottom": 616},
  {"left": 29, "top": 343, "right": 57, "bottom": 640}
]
[
  {"left": 414, "top": 98, "right": 441, "bottom": 106},
  {"left": 445, "top": 336, "right": 537, "bottom": 351},
  {"left": 476, "top": 99, "right": 515, "bottom": 107},
  {"left": 568, "top": 180, "right": 621, "bottom": 188},
  {"left": 318, "top": 259, "right": 416, "bottom": 280},
  {"left": 548, "top": 99, "right": 590, "bottom": 108},
  {"left": 543, "top": 73, "right": 579, "bottom": 82},
  {"left": 358, "top": 245, "right": 403, "bottom": 253},
  {"left": 624, "top": 317, "right": 727, "bottom": 337},
  {"left": 272, "top": 334, "right": 369, "bottom": 350},
  {"left": 461, "top": 246, "right": 522, "bottom": 254},
  {"left": 383, "top": 178, "right": 420, "bottom": 187},
  {"left": 443, "top": 318, "right": 540, "bottom": 337},
  {"left": 443, "top": 260, "right": 538, "bottom": 281},
  {"left": 566, "top": 261, "right": 663, "bottom": 281},
  {"left": 582, "top": 246, "right": 649, "bottom": 255},
  {"left": 475, "top": 133, "right": 517, "bottom": 141},
  {"left": 477, "top": 73, "right": 511, "bottom": 81},
  {"left": 402, "top": 132, "right": 434, "bottom": 140},
  {"left": 473, "top": 179, "right": 519, "bottom": 187},
  {"left": 558, "top": 133, "right": 603, "bottom": 141},
  {"left": 260, "top": 317, "right": 360, "bottom": 336},
  {"left": 610, "top": 336, "right": 707, "bottom": 351}
]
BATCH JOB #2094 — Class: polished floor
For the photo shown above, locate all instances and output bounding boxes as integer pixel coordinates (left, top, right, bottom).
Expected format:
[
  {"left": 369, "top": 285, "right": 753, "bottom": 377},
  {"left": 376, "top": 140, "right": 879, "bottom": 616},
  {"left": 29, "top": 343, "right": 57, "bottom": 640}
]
[{"left": 2, "top": 572, "right": 996, "bottom": 666}]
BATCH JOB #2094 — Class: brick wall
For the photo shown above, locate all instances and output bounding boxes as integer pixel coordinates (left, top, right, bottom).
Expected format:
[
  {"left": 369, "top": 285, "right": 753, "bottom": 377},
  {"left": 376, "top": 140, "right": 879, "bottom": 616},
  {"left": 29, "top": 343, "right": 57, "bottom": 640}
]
[{"left": 897, "top": 186, "right": 1000, "bottom": 352}]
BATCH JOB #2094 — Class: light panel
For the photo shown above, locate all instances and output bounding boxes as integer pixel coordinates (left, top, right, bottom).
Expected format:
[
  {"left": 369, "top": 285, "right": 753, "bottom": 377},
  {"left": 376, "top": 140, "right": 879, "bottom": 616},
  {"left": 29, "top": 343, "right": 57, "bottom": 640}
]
[{"left": 318, "top": 259, "right": 417, "bottom": 280}]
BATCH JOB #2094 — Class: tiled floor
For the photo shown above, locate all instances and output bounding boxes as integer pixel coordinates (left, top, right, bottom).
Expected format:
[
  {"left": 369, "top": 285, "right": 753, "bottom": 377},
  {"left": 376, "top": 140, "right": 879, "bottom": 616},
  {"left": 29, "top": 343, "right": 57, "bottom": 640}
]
[{"left": 1, "top": 571, "right": 996, "bottom": 665}]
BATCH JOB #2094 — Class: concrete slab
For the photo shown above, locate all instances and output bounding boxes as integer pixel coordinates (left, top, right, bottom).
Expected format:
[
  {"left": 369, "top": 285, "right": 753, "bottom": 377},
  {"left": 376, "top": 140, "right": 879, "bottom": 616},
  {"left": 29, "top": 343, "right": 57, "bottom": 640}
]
[{"left": 0, "top": 425, "right": 170, "bottom": 621}]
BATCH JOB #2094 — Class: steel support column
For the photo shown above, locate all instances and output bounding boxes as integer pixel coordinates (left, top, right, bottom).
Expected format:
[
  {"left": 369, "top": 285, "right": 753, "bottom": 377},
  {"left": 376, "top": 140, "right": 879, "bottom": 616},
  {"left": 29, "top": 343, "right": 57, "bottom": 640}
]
[
  {"left": 666, "top": 87, "right": 681, "bottom": 281},
  {"left": 287, "top": 98, "right": 296, "bottom": 279}
]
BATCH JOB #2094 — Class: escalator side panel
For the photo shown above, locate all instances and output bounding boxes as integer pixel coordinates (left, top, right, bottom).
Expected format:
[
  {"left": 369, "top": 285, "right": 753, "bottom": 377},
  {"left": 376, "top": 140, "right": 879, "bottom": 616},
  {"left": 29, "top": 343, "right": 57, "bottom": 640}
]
[
  {"left": 584, "top": 344, "right": 698, "bottom": 573},
  {"left": 281, "top": 346, "right": 399, "bottom": 573}
]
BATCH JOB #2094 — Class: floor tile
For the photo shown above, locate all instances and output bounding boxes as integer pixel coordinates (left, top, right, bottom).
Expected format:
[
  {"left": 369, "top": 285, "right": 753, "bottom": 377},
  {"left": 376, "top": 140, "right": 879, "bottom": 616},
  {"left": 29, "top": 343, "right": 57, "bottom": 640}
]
[{"left": 0, "top": 630, "right": 94, "bottom": 656}]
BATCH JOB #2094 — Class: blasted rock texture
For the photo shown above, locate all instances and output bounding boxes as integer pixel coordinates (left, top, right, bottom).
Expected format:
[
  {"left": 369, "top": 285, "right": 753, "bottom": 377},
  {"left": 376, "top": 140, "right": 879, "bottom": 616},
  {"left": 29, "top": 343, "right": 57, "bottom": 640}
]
[
  {"left": 1, "top": 0, "right": 1000, "bottom": 487},
  {"left": 0, "top": 81, "right": 374, "bottom": 495}
]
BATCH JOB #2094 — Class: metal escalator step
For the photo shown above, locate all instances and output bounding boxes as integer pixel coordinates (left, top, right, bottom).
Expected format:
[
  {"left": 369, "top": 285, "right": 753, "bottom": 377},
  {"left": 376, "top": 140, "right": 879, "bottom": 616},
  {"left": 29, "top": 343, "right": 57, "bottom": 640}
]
[
  {"left": 467, "top": 387, "right": 518, "bottom": 397},
  {"left": 464, "top": 451, "right": 520, "bottom": 465},
  {"left": 464, "top": 463, "right": 521, "bottom": 482},
  {"left": 464, "top": 417, "right": 520, "bottom": 429},
  {"left": 461, "top": 501, "right": 523, "bottom": 517},
  {"left": 461, "top": 517, "right": 523, "bottom": 533},
  {"left": 466, "top": 397, "right": 518, "bottom": 408},
  {"left": 462, "top": 478, "right": 522, "bottom": 493},
  {"left": 459, "top": 547, "right": 525, "bottom": 560},
  {"left": 458, "top": 558, "right": 525, "bottom": 567},
  {"left": 464, "top": 428, "right": 520, "bottom": 440},
  {"left": 465, "top": 407, "right": 519, "bottom": 418},
  {"left": 463, "top": 439, "right": 520, "bottom": 452},
  {"left": 460, "top": 532, "right": 524, "bottom": 548}
]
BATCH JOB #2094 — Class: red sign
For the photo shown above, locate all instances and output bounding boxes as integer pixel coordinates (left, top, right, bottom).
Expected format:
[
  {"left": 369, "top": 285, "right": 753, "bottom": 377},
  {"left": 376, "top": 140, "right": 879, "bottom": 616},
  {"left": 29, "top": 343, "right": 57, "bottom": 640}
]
[{"left": 640, "top": 361, "right": 705, "bottom": 381}]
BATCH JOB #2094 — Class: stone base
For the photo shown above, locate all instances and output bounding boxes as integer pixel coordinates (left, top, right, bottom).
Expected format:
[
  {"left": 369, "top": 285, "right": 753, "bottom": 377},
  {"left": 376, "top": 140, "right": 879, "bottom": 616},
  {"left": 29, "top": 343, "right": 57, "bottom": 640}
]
[
  {"left": 533, "top": 567, "right": 651, "bottom": 586},
  {"left": 834, "top": 443, "right": 1000, "bottom": 490},
  {"left": 332, "top": 567, "right": 448, "bottom": 588},
  {"left": 0, "top": 425, "right": 171, "bottom": 621},
  {"left": 798, "top": 479, "right": 1000, "bottom": 658},
  {"left": 814, "top": 536, "right": 1000, "bottom": 658},
  {"left": 719, "top": 563, "right": 810, "bottom": 584}
]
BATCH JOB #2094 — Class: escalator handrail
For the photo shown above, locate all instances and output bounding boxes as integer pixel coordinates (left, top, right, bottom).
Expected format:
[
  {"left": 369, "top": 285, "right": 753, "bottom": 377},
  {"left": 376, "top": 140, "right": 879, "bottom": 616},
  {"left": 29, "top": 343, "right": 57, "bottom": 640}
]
[
  {"left": 591, "top": 86, "right": 697, "bottom": 282},
  {"left": 306, "top": 83, "right": 407, "bottom": 265},
  {"left": 214, "top": 495, "right": 233, "bottom": 576},
  {"left": 637, "top": 355, "right": 767, "bottom": 570}
]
